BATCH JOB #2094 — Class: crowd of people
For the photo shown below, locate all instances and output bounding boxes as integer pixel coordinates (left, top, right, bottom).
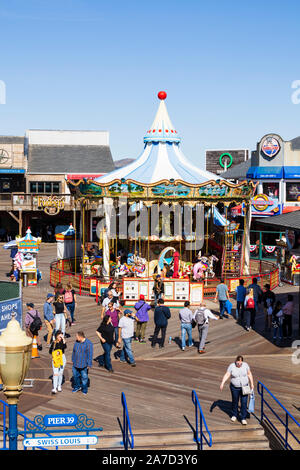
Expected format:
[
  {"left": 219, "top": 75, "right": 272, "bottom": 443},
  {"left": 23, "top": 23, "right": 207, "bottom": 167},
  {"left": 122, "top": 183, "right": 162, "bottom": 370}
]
[{"left": 23, "top": 275, "right": 295, "bottom": 424}]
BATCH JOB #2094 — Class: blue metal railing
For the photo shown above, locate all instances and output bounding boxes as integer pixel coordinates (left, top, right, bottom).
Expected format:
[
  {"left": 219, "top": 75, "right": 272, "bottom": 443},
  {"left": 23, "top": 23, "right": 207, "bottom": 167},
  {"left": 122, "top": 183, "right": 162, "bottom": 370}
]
[
  {"left": 257, "top": 381, "right": 300, "bottom": 450},
  {"left": 191, "top": 390, "right": 212, "bottom": 450},
  {"left": 0, "top": 399, "right": 55, "bottom": 450},
  {"left": 121, "top": 392, "right": 134, "bottom": 450}
]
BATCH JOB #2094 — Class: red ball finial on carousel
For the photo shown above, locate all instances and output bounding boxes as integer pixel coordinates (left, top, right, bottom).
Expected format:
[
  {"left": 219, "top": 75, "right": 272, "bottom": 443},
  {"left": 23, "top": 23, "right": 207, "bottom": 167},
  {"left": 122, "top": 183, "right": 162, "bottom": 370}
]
[{"left": 157, "top": 91, "right": 167, "bottom": 100}]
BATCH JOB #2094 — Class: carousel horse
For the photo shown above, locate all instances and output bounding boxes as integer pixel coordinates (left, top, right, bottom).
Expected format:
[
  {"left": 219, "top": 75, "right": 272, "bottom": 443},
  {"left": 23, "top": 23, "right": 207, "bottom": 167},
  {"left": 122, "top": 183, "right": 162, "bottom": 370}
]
[
  {"left": 157, "top": 247, "right": 176, "bottom": 275},
  {"left": 205, "top": 254, "right": 219, "bottom": 279}
]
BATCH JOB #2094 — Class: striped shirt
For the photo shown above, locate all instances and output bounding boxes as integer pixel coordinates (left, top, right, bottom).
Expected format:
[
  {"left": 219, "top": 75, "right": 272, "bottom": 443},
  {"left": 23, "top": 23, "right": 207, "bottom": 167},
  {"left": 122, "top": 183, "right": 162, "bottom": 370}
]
[{"left": 72, "top": 339, "right": 93, "bottom": 369}]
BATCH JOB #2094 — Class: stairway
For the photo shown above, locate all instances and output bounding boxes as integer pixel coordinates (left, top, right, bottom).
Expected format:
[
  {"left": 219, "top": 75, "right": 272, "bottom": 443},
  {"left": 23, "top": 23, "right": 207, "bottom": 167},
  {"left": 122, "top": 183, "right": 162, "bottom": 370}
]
[
  {"left": 95, "top": 424, "right": 271, "bottom": 451},
  {"left": 221, "top": 234, "right": 241, "bottom": 278}
]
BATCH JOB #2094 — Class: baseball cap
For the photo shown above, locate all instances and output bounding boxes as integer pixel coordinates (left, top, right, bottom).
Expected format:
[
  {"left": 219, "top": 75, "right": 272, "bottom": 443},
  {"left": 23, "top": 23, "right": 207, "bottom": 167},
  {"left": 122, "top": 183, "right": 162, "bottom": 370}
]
[
  {"left": 47, "top": 293, "right": 54, "bottom": 299},
  {"left": 139, "top": 294, "right": 145, "bottom": 300},
  {"left": 26, "top": 303, "right": 34, "bottom": 308},
  {"left": 124, "top": 309, "right": 133, "bottom": 315},
  {"left": 156, "top": 274, "right": 161, "bottom": 278}
]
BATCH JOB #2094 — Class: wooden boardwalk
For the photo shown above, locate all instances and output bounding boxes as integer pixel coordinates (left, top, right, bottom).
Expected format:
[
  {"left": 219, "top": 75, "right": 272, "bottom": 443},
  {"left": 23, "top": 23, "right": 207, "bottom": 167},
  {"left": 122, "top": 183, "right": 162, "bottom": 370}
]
[{"left": 1, "top": 243, "right": 300, "bottom": 441}]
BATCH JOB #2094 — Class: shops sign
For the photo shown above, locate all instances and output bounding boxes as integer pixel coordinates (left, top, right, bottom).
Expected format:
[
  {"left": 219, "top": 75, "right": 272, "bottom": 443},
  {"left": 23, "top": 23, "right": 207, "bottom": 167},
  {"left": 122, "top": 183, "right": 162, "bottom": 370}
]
[
  {"left": 261, "top": 137, "right": 280, "bottom": 158},
  {"left": 37, "top": 196, "right": 65, "bottom": 215}
]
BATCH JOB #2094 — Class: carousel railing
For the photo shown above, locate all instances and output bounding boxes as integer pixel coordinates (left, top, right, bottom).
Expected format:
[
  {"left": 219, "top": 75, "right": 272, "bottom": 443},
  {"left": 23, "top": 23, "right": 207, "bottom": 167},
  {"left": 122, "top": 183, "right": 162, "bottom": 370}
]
[{"left": 50, "top": 258, "right": 279, "bottom": 299}]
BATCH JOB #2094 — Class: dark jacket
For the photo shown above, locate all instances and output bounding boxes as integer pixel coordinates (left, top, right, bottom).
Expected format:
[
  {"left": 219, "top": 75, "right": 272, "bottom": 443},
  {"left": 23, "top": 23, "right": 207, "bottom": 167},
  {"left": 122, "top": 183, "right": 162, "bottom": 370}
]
[
  {"left": 262, "top": 289, "right": 276, "bottom": 308},
  {"left": 153, "top": 279, "right": 164, "bottom": 295},
  {"left": 154, "top": 305, "right": 171, "bottom": 327}
]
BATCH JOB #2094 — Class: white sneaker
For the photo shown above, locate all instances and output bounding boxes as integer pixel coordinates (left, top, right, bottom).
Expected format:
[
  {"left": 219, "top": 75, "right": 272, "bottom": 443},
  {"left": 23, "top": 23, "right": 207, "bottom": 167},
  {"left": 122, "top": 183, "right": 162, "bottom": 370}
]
[
  {"left": 51, "top": 389, "right": 57, "bottom": 394},
  {"left": 182, "top": 347, "right": 185, "bottom": 351},
  {"left": 241, "top": 419, "right": 247, "bottom": 425},
  {"left": 231, "top": 416, "right": 237, "bottom": 422},
  {"left": 57, "top": 386, "right": 62, "bottom": 392}
]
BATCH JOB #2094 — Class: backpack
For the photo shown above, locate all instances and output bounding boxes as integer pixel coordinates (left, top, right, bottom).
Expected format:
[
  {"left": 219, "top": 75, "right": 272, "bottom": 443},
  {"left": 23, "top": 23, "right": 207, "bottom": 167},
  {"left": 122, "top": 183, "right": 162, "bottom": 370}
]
[
  {"left": 52, "top": 349, "right": 63, "bottom": 368},
  {"left": 28, "top": 311, "right": 42, "bottom": 333},
  {"left": 64, "top": 290, "right": 73, "bottom": 304},
  {"left": 195, "top": 309, "right": 206, "bottom": 327},
  {"left": 246, "top": 297, "right": 255, "bottom": 309}
]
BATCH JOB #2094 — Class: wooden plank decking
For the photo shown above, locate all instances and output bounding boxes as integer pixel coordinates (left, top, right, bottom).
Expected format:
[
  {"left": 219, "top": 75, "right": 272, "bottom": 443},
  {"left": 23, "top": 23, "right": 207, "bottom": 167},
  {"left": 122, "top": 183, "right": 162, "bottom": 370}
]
[{"left": 0, "top": 243, "right": 299, "bottom": 443}]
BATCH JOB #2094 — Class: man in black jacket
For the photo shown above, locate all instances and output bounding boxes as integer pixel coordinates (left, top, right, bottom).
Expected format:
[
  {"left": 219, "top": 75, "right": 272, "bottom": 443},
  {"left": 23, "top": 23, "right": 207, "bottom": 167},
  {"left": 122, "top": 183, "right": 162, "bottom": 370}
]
[{"left": 151, "top": 298, "right": 171, "bottom": 348}]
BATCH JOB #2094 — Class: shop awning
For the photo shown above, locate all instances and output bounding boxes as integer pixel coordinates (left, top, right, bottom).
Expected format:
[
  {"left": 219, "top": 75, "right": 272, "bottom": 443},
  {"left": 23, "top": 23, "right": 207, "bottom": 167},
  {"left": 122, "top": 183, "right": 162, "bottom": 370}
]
[
  {"left": 283, "top": 167, "right": 300, "bottom": 179},
  {"left": 0, "top": 169, "right": 25, "bottom": 174},
  {"left": 253, "top": 166, "right": 283, "bottom": 179},
  {"left": 246, "top": 167, "right": 256, "bottom": 178}
]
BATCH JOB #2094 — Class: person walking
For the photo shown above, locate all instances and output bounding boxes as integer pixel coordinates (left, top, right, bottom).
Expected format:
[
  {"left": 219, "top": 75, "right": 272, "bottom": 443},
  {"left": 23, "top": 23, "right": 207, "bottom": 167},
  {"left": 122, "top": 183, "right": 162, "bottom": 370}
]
[
  {"left": 117, "top": 309, "right": 137, "bottom": 367},
  {"left": 220, "top": 355, "right": 254, "bottom": 425},
  {"left": 248, "top": 278, "right": 263, "bottom": 313},
  {"left": 105, "top": 301, "right": 122, "bottom": 346},
  {"left": 96, "top": 315, "right": 115, "bottom": 372},
  {"left": 71, "top": 331, "right": 93, "bottom": 394},
  {"left": 101, "top": 290, "right": 119, "bottom": 318},
  {"left": 235, "top": 279, "right": 246, "bottom": 325},
  {"left": 282, "top": 294, "right": 294, "bottom": 339},
  {"left": 64, "top": 283, "right": 77, "bottom": 325},
  {"left": 25, "top": 303, "right": 43, "bottom": 350},
  {"left": 272, "top": 301, "right": 284, "bottom": 342},
  {"left": 134, "top": 294, "right": 151, "bottom": 343},
  {"left": 214, "top": 278, "right": 229, "bottom": 319},
  {"left": 244, "top": 288, "right": 256, "bottom": 331},
  {"left": 151, "top": 298, "right": 171, "bottom": 349},
  {"left": 43, "top": 293, "right": 56, "bottom": 347},
  {"left": 262, "top": 284, "right": 276, "bottom": 332},
  {"left": 179, "top": 301, "right": 194, "bottom": 351},
  {"left": 153, "top": 275, "right": 164, "bottom": 306},
  {"left": 49, "top": 330, "right": 67, "bottom": 394},
  {"left": 194, "top": 302, "right": 218, "bottom": 354},
  {"left": 53, "top": 294, "right": 68, "bottom": 336}
]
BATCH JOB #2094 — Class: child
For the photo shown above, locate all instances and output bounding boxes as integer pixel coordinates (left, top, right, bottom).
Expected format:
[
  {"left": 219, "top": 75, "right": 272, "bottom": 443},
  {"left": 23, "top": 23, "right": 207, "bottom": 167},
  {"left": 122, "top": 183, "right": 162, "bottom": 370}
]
[
  {"left": 272, "top": 301, "right": 283, "bottom": 342},
  {"left": 49, "top": 330, "right": 67, "bottom": 394}
]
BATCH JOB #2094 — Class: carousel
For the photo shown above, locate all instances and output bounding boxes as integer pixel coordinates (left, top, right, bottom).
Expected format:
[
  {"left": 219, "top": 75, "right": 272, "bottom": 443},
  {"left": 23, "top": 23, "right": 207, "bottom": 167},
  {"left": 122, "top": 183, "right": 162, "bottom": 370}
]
[{"left": 65, "top": 91, "right": 269, "bottom": 306}]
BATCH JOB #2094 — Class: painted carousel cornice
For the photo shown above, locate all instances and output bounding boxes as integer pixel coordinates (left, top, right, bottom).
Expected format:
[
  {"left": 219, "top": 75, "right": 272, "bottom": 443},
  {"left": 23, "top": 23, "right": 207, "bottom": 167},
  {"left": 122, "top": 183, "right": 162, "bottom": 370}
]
[{"left": 67, "top": 178, "right": 257, "bottom": 202}]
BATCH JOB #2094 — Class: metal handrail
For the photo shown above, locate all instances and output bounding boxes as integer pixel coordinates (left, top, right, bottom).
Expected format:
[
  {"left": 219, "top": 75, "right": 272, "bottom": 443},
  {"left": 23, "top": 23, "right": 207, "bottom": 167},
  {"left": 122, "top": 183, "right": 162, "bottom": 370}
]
[
  {"left": 191, "top": 390, "right": 212, "bottom": 450},
  {"left": 121, "top": 392, "right": 134, "bottom": 450},
  {"left": 0, "top": 399, "right": 55, "bottom": 450},
  {"left": 257, "top": 381, "right": 300, "bottom": 450}
]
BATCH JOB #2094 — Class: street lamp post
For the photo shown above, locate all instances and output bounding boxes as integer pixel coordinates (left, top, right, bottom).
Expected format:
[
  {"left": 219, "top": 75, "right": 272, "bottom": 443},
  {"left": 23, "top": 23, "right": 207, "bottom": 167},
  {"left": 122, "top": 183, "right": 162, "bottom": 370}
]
[{"left": 0, "top": 315, "right": 32, "bottom": 450}]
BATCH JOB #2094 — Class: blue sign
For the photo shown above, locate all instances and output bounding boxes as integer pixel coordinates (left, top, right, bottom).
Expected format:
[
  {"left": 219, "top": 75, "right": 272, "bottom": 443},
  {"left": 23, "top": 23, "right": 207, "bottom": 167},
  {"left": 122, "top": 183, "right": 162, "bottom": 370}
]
[
  {"left": 43, "top": 414, "right": 78, "bottom": 427},
  {"left": 0, "top": 298, "right": 22, "bottom": 332}
]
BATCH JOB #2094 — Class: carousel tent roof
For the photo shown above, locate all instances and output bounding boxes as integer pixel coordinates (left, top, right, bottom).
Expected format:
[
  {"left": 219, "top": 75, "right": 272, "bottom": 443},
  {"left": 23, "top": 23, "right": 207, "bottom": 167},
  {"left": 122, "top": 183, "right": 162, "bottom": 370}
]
[{"left": 95, "top": 92, "right": 222, "bottom": 185}]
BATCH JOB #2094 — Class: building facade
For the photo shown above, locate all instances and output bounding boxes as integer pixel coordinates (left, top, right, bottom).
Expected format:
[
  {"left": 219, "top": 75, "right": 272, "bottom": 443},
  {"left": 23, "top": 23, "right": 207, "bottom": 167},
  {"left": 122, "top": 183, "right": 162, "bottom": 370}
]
[{"left": 0, "top": 130, "right": 115, "bottom": 240}]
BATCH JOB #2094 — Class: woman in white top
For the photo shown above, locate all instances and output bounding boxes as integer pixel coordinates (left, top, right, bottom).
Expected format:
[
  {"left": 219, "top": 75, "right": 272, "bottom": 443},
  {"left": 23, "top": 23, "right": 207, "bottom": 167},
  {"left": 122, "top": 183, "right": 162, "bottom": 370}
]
[{"left": 220, "top": 355, "right": 254, "bottom": 425}]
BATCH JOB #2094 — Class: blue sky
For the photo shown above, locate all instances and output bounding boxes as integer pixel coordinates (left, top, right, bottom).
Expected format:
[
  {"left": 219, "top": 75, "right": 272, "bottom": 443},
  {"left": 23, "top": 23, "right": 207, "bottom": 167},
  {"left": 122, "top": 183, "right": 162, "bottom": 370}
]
[{"left": 0, "top": 0, "right": 300, "bottom": 166}]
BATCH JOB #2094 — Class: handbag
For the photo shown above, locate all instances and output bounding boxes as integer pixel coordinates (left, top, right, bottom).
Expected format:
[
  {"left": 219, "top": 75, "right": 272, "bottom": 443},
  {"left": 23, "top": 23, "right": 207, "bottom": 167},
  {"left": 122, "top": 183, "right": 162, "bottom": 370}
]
[
  {"left": 248, "top": 391, "right": 255, "bottom": 413},
  {"left": 242, "top": 384, "right": 251, "bottom": 395}
]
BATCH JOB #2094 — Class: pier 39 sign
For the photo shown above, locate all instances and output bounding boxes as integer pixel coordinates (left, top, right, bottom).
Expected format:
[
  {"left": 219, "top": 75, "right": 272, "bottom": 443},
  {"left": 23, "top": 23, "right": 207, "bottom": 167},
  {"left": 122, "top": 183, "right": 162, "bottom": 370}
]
[{"left": 23, "top": 413, "right": 100, "bottom": 448}]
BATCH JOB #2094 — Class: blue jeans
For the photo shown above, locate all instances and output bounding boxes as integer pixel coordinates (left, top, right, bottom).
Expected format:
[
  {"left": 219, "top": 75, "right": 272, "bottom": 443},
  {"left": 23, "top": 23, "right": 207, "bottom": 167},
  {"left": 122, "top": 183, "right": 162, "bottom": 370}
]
[
  {"left": 66, "top": 302, "right": 75, "bottom": 322},
  {"left": 273, "top": 324, "right": 283, "bottom": 340},
  {"left": 114, "top": 326, "right": 119, "bottom": 345},
  {"left": 99, "top": 342, "right": 113, "bottom": 370},
  {"left": 181, "top": 323, "right": 193, "bottom": 348},
  {"left": 72, "top": 366, "right": 89, "bottom": 393},
  {"left": 230, "top": 383, "right": 248, "bottom": 420},
  {"left": 120, "top": 337, "right": 135, "bottom": 364},
  {"left": 219, "top": 300, "right": 227, "bottom": 318}
]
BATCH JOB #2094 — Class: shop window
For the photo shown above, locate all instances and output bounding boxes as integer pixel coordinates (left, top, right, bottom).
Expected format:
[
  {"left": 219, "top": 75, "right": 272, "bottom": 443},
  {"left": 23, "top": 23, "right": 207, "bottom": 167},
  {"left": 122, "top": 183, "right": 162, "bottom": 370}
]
[
  {"left": 286, "top": 183, "right": 300, "bottom": 202},
  {"left": 262, "top": 182, "right": 279, "bottom": 198},
  {"left": 29, "top": 182, "right": 61, "bottom": 193}
]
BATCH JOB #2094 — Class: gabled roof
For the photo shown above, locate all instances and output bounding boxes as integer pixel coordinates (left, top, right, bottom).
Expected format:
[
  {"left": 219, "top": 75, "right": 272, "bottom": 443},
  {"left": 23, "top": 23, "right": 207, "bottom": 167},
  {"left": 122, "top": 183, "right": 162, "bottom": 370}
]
[
  {"left": 27, "top": 145, "right": 115, "bottom": 174},
  {"left": 221, "top": 159, "right": 251, "bottom": 180}
]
